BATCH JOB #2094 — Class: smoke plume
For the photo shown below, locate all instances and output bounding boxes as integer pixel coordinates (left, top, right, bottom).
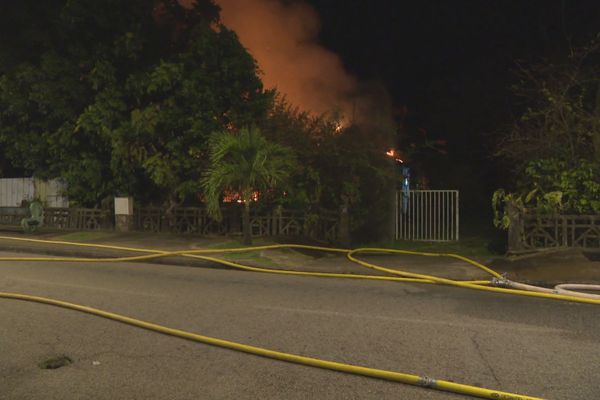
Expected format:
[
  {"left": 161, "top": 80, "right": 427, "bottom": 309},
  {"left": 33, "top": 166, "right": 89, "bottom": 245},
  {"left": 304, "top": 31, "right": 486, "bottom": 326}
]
[
  {"left": 216, "top": 0, "right": 358, "bottom": 120},
  {"left": 178, "top": 0, "right": 395, "bottom": 143}
]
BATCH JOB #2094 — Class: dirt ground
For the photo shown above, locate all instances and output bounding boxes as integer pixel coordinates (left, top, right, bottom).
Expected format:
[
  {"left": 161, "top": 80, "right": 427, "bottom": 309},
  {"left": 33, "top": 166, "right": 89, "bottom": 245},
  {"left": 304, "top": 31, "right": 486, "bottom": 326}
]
[
  {"left": 490, "top": 248, "right": 600, "bottom": 285},
  {"left": 1, "top": 229, "right": 599, "bottom": 286}
]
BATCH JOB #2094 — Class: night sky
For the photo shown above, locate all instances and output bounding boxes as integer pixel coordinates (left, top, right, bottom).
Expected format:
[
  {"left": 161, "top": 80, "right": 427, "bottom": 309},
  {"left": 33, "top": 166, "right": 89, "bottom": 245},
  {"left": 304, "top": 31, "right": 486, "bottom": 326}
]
[
  {"left": 310, "top": 0, "right": 598, "bottom": 105},
  {"left": 305, "top": 0, "right": 600, "bottom": 209}
]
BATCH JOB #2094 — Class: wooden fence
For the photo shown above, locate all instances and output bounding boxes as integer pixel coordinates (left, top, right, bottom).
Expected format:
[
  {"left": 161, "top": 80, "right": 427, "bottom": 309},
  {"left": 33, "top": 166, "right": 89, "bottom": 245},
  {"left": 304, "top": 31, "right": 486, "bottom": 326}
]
[
  {"left": 45, "top": 208, "right": 113, "bottom": 230},
  {"left": 248, "top": 209, "right": 339, "bottom": 242},
  {"left": 134, "top": 206, "right": 339, "bottom": 241},
  {"left": 0, "top": 206, "right": 339, "bottom": 241},
  {"left": 509, "top": 210, "right": 600, "bottom": 252},
  {"left": 134, "top": 207, "right": 232, "bottom": 235},
  {"left": 0, "top": 207, "right": 27, "bottom": 225},
  {"left": 0, "top": 207, "right": 112, "bottom": 230}
]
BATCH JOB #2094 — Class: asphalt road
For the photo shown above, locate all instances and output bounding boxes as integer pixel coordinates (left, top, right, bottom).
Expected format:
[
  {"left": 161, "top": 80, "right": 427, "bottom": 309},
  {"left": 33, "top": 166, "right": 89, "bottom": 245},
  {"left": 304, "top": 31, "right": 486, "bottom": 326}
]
[{"left": 0, "top": 251, "right": 599, "bottom": 399}]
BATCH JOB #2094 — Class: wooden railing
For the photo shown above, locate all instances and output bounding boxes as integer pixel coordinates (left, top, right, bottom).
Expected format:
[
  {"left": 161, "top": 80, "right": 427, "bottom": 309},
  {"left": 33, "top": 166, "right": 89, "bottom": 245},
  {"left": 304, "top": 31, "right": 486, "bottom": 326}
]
[
  {"left": 509, "top": 210, "right": 600, "bottom": 252},
  {"left": 134, "top": 207, "right": 232, "bottom": 235},
  {"left": 0, "top": 207, "right": 27, "bottom": 225},
  {"left": 1, "top": 205, "right": 340, "bottom": 242},
  {"left": 45, "top": 208, "right": 113, "bottom": 230},
  {"left": 0, "top": 207, "right": 112, "bottom": 230},
  {"left": 135, "top": 206, "right": 338, "bottom": 241}
]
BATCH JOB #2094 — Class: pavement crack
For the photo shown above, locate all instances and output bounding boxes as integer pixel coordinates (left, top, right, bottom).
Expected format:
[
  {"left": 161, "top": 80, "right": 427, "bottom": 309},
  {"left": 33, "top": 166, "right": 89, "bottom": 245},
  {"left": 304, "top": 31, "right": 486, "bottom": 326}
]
[{"left": 470, "top": 332, "right": 500, "bottom": 385}]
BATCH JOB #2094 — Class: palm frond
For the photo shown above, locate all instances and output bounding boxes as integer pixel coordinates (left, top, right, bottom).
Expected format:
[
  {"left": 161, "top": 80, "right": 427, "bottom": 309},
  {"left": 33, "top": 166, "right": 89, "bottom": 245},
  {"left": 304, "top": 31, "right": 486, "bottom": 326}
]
[{"left": 201, "top": 126, "right": 296, "bottom": 220}]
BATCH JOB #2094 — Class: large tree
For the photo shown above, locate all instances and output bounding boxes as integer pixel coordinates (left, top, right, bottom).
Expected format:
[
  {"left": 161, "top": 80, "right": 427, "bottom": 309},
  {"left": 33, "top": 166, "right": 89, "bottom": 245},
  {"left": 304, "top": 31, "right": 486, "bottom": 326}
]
[
  {"left": 0, "top": 0, "right": 272, "bottom": 207},
  {"left": 493, "top": 37, "right": 600, "bottom": 215},
  {"left": 495, "top": 37, "right": 600, "bottom": 169}
]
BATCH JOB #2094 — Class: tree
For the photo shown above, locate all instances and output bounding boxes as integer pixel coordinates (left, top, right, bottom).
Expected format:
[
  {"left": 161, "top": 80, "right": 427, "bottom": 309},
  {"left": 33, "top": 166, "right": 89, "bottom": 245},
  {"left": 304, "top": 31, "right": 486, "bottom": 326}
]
[
  {"left": 493, "top": 36, "right": 600, "bottom": 218},
  {"left": 495, "top": 36, "right": 600, "bottom": 170},
  {"left": 259, "top": 97, "right": 398, "bottom": 242},
  {"left": 202, "top": 127, "right": 296, "bottom": 245},
  {"left": 0, "top": 0, "right": 272, "bottom": 207}
]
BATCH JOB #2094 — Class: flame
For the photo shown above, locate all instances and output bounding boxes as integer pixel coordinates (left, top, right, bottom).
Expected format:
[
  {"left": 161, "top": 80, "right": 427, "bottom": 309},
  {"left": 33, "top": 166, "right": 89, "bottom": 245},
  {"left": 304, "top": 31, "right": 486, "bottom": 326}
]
[
  {"left": 386, "top": 148, "right": 404, "bottom": 163},
  {"left": 334, "top": 122, "right": 344, "bottom": 134},
  {"left": 223, "top": 190, "right": 260, "bottom": 203}
]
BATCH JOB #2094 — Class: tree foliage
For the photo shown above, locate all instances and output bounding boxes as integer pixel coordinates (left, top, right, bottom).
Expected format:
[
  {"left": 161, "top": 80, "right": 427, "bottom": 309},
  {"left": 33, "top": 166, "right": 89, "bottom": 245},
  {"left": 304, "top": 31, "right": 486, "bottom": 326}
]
[
  {"left": 0, "top": 0, "right": 271, "bottom": 206},
  {"left": 492, "top": 158, "right": 600, "bottom": 229},
  {"left": 201, "top": 126, "right": 295, "bottom": 244},
  {"left": 494, "top": 36, "right": 600, "bottom": 218},
  {"left": 0, "top": 0, "right": 398, "bottom": 243},
  {"left": 496, "top": 36, "right": 600, "bottom": 165},
  {"left": 261, "top": 98, "right": 396, "bottom": 241}
]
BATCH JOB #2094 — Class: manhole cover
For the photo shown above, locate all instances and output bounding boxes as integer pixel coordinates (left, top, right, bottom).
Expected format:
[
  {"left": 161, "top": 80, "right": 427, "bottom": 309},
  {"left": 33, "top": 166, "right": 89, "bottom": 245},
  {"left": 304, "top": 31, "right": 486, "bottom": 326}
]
[{"left": 39, "top": 355, "right": 73, "bottom": 370}]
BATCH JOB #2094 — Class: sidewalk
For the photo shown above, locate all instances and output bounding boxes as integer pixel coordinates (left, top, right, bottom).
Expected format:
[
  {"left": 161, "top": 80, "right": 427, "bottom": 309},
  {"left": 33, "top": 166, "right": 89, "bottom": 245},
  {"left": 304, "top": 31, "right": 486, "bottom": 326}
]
[
  {"left": 0, "top": 229, "right": 271, "bottom": 269},
  {"left": 490, "top": 248, "right": 600, "bottom": 286},
  {"left": 0, "top": 229, "right": 493, "bottom": 280},
  {"left": 0, "top": 229, "right": 598, "bottom": 285}
]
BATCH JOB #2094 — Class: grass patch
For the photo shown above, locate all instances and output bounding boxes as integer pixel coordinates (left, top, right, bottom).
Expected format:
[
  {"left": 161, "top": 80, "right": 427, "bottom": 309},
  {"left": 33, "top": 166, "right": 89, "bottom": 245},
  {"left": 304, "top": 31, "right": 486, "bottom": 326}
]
[
  {"left": 221, "top": 251, "right": 279, "bottom": 268},
  {"left": 364, "top": 215, "right": 508, "bottom": 260},
  {"left": 204, "top": 237, "right": 274, "bottom": 249},
  {"left": 364, "top": 235, "right": 503, "bottom": 259},
  {"left": 51, "top": 231, "right": 116, "bottom": 242},
  {"left": 201, "top": 237, "right": 280, "bottom": 267}
]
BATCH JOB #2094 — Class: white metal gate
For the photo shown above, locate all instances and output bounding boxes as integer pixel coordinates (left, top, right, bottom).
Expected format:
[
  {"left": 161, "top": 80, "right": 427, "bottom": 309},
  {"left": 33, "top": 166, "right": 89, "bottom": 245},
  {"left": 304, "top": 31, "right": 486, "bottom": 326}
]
[{"left": 396, "top": 190, "right": 459, "bottom": 241}]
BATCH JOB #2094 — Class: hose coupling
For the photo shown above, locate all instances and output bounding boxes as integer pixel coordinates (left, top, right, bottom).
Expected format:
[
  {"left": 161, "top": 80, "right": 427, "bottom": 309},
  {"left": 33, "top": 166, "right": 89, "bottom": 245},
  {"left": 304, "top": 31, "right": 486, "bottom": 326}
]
[
  {"left": 418, "top": 376, "right": 437, "bottom": 388},
  {"left": 491, "top": 276, "right": 511, "bottom": 288}
]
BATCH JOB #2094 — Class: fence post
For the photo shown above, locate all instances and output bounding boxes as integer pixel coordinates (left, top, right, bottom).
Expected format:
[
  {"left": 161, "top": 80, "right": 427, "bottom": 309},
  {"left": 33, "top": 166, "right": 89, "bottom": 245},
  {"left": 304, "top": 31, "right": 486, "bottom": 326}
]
[
  {"left": 561, "top": 215, "right": 568, "bottom": 247},
  {"left": 277, "top": 205, "right": 283, "bottom": 235},
  {"left": 338, "top": 199, "right": 351, "bottom": 247},
  {"left": 507, "top": 201, "right": 524, "bottom": 253}
]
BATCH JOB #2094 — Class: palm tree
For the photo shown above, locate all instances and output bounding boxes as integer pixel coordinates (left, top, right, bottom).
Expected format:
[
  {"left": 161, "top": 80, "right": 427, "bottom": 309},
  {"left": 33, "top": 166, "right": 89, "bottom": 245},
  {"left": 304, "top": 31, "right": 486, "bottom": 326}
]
[{"left": 202, "top": 126, "right": 296, "bottom": 245}]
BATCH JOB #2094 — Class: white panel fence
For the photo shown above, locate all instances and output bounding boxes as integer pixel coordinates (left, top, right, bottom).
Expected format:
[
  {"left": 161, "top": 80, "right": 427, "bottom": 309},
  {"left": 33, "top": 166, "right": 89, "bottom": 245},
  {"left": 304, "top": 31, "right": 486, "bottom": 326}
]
[
  {"left": 396, "top": 190, "right": 459, "bottom": 241},
  {"left": 0, "top": 178, "right": 69, "bottom": 207}
]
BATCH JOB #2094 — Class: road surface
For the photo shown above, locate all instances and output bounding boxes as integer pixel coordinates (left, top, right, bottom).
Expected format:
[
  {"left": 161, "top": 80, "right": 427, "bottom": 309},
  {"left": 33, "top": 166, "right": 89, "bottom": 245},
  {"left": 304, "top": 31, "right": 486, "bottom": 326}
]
[{"left": 1, "top": 251, "right": 599, "bottom": 399}]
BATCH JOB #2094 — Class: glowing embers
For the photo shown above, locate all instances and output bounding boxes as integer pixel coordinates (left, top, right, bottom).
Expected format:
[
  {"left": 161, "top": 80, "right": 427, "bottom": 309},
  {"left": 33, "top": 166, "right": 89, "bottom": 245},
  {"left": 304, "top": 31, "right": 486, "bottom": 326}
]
[
  {"left": 222, "top": 190, "right": 260, "bottom": 203},
  {"left": 386, "top": 148, "right": 403, "bottom": 163}
]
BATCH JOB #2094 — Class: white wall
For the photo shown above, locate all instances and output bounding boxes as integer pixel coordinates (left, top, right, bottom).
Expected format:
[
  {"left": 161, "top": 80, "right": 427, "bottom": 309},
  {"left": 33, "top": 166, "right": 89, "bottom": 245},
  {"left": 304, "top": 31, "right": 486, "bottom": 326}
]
[{"left": 0, "top": 178, "right": 69, "bottom": 207}]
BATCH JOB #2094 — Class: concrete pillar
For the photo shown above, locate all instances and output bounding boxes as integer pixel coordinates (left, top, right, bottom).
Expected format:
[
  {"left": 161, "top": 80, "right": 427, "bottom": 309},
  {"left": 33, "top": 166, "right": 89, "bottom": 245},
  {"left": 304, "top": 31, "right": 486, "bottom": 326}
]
[{"left": 115, "top": 197, "right": 134, "bottom": 232}]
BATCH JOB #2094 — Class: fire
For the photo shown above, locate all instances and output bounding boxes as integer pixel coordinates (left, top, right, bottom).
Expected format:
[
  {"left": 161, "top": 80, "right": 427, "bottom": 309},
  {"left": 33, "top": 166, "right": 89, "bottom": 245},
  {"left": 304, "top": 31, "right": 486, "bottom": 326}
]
[
  {"left": 334, "top": 122, "right": 344, "bottom": 134},
  {"left": 386, "top": 148, "right": 404, "bottom": 163},
  {"left": 222, "top": 190, "right": 260, "bottom": 203},
  {"left": 217, "top": 0, "right": 358, "bottom": 119}
]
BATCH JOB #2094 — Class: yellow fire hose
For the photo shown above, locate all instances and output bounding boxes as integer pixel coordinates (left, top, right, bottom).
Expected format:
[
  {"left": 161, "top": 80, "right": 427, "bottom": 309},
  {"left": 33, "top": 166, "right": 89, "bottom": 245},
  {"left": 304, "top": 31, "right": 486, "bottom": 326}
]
[
  {"left": 0, "top": 235, "right": 596, "bottom": 399},
  {"left": 0, "top": 290, "right": 540, "bottom": 400}
]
